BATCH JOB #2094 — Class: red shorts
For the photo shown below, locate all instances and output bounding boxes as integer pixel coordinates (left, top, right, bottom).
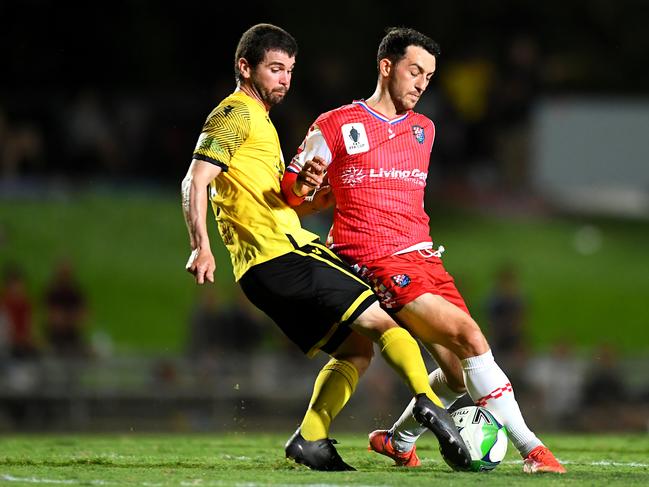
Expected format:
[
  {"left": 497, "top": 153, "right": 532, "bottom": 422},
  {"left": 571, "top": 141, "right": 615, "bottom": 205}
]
[{"left": 354, "top": 251, "right": 470, "bottom": 314}]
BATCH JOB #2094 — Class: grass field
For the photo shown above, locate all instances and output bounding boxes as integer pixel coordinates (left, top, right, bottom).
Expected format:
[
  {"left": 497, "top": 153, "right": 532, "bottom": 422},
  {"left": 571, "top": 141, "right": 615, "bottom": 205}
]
[
  {"left": 2, "top": 188, "right": 649, "bottom": 353},
  {"left": 0, "top": 433, "right": 648, "bottom": 486}
]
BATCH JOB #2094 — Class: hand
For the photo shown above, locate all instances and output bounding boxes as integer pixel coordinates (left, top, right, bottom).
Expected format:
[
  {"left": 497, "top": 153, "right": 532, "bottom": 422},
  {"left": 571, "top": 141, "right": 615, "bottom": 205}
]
[
  {"left": 185, "top": 247, "right": 216, "bottom": 284},
  {"left": 294, "top": 156, "right": 328, "bottom": 197},
  {"left": 309, "top": 185, "right": 336, "bottom": 211}
]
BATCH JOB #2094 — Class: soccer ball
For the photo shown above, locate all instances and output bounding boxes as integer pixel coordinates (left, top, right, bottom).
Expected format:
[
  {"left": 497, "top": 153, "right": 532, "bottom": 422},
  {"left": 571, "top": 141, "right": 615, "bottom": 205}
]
[{"left": 446, "top": 406, "right": 508, "bottom": 472}]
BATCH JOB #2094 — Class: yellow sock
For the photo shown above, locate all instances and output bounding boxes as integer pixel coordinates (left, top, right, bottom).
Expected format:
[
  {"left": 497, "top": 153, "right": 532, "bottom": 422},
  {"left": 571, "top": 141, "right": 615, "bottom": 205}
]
[
  {"left": 299, "top": 358, "right": 359, "bottom": 441},
  {"left": 378, "top": 327, "right": 443, "bottom": 407}
]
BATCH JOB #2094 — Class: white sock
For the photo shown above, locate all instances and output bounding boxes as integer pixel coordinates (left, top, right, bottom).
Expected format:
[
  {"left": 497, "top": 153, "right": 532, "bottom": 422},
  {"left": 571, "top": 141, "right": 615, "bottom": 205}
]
[
  {"left": 390, "top": 368, "right": 465, "bottom": 452},
  {"left": 462, "top": 349, "right": 542, "bottom": 456}
]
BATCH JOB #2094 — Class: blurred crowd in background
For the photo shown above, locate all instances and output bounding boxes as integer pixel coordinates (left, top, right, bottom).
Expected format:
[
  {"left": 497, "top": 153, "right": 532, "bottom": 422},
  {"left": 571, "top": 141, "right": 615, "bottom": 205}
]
[
  {"left": 2, "top": 1, "right": 648, "bottom": 190},
  {"left": 2, "top": 0, "right": 649, "bottom": 432},
  {"left": 2, "top": 257, "right": 647, "bottom": 433}
]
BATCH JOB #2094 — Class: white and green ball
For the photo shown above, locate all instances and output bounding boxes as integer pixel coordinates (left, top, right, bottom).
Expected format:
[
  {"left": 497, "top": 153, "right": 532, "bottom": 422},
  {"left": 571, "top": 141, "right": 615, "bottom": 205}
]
[{"left": 449, "top": 406, "right": 508, "bottom": 472}]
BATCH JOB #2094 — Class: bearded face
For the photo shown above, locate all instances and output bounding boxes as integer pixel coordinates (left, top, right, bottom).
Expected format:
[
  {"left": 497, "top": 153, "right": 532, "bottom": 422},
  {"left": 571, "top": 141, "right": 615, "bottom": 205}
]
[
  {"left": 385, "top": 46, "right": 436, "bottom": 113},
  {"left": 246, "top": 49, "right": 295, "bottom": 108},
  {"left": 250, "top": 73, "right": 288, "bottom": 106}
]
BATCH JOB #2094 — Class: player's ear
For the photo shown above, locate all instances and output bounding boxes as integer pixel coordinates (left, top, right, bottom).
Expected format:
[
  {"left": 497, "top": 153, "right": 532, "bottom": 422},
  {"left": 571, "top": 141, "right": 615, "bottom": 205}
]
[
  {"left": 238, "top": 58, "right": 252, "bottom": 80},
  {"left": 378, "top": 58, "right": 392, "bottom": 78}
]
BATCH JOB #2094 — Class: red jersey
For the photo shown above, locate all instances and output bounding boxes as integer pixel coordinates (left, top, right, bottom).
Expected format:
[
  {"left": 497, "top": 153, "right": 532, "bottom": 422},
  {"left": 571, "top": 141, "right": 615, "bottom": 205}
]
[{"left": 286, "top": 100, "right": 435, "bottom": 264}]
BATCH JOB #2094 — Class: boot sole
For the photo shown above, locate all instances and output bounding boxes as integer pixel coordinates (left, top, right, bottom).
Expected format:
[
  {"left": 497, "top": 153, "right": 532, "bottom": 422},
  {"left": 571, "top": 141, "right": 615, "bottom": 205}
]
[{"left": 415, "top": 408, "right": 471, "bottom": 470}]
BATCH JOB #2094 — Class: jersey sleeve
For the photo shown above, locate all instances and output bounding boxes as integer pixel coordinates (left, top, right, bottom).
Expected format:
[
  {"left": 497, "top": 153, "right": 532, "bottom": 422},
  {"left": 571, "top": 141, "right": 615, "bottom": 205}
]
[
  {"left": 192, "top": 100, "right": 250, "bottom": 171},
  {"left": 282, "top": 122, "right": 334, "bottom": 206},
  {"left": 286, "top": 123, "right": 333, "bottom": 174}
]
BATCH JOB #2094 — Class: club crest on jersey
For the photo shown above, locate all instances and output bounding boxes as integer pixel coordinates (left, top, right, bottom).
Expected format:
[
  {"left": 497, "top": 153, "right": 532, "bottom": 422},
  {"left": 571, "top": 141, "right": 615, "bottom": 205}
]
[
  {"left": 391, "top": 274, "right": 411, "bottom": 287},
  {"left": 412, "top": 125, "right": 425, "bottom": 144},
  {"left": 342, "top": 123, "right": 370, "bottom": 155}
]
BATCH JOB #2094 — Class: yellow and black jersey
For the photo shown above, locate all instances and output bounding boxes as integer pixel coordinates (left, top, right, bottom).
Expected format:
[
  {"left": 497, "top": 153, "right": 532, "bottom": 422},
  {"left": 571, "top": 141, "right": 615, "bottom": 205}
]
[{"left": 193, "top": 90, "right": 318, "bottom": 281}]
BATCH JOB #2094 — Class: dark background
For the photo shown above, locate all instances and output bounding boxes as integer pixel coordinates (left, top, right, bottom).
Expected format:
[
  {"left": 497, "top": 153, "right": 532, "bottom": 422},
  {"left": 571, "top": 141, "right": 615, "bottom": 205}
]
[
  {"left": 1, "top": 0, "right": 649, "bottom": 432},
  {"left": 3, "top": 0, "right": 648, "bottom": 182}
]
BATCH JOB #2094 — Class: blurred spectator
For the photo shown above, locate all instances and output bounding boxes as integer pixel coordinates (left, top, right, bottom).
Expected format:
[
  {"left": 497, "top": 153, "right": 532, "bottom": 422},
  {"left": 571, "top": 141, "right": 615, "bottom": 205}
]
[
  {"left": 0, "top": 264, "right": 38, "bottom": 358},
  {"left": 187, "top": 287, "right": 266, "bottom": 358},
  {"left": 0, "top": 264, "right": 41, "bottom": 428},
  {"left": 525, "top": 340, "right": 586, "bottom": 428},
  {"left": 113, "top": 96, "right": 151, "bottom": 170},
  {"left": 63, "top": 89, "right": 124, "bottom": 176},
  {"left": 0, "top": 107, "right": 44, "bottom": 180},
  {"left": 484, "top": 262, "right": 528, "bottom": 382},
  {"left": 577, "top": 344, "right": 647, "bottom": 431},
  {"left": 582, "top": 344, "right": 626, "bottom": 406},
  {"left": 43, "top": 259, "right": 90, "bottom": 357},
  {"left": 438, "top": 45, "right": 497, "bottom": 179},
  {"left": 490, "top": 36, "right": 541, "bottom": 192}
]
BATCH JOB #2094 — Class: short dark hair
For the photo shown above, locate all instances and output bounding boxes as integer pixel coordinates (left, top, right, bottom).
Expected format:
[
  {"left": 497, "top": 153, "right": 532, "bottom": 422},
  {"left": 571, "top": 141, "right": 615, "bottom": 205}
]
[
  {"left": 376, "top": 27, "right": 440, "bottom": 70},
  {"left": 234, "top": 23, "right": 298, "bottom": 82}
]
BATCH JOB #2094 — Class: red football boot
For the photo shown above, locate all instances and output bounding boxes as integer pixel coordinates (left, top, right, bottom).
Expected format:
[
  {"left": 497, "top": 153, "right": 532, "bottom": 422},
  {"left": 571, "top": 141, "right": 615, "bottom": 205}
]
[
  {"left": 368, "top": 430, "right": 421, "bottom": 467},
  {"left": 523, "top": 445, "right": 567, "bottom": 474}
]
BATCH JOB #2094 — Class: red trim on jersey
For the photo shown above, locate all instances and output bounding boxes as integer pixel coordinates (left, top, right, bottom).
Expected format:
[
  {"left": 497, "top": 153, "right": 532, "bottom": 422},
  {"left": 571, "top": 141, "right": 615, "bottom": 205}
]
[{"left": 281, "top": 170, "right": 305, "bottom": 207}]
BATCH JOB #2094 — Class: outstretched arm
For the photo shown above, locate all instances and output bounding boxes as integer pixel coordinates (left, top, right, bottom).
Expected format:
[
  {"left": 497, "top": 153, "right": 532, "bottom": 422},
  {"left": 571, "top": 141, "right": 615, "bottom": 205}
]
[{"left": 181, "top": 159, "right": 222, "bottom": 284}]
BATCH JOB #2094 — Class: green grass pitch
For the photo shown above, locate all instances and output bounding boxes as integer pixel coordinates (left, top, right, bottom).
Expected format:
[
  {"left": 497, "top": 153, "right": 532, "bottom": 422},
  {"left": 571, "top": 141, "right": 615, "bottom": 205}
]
[
  {"left": 1, "top": 433, "right": 648, "bottom": 486},
  {"left": 3, "top": 191, "right": 649, "bottom": 354}
]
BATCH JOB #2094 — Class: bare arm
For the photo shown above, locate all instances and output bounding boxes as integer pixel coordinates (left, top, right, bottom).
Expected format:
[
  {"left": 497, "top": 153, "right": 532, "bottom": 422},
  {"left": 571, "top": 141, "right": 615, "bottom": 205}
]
[{"left": 181, "top": 159, "right": 222, "bottom": 284}]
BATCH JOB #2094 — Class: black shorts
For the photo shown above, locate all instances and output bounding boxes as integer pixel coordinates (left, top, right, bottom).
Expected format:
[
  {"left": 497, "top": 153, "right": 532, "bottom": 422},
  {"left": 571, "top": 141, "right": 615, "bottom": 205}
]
[{"left": 239, "top": 241, "right": 377, "bottom": 357}]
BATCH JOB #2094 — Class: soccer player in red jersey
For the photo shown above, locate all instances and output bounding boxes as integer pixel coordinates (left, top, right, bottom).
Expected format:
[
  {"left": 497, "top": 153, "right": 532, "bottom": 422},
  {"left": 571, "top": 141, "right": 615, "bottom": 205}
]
[
  {"left": 183, "top": 24, "right": 471, "bottom": 472},
  {"left": 282, "top": 27, "right": 565, "bottom": 474}
]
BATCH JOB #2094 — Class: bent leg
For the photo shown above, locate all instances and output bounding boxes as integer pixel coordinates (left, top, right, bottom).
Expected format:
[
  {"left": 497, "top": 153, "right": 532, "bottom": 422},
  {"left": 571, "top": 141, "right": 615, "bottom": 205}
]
[
  {"left": 384, "top": 344, "right": 467, "bottom": 454},
  {"left": 394, "top": 294, "right": 544, "bottom": 457},
  {"left": 396, "top": 293, "right": 488, "bottom": 359},
  {"left": 299, "top": 332, "right": 372, "bottom": 441},
  {"left": 350, "top": 301, "right": 442, "bottom": 407}
]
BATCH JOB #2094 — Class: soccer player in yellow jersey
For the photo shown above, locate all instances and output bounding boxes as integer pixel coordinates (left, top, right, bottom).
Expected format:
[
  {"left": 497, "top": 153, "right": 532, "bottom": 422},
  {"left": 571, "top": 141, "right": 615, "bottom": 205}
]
[{"left": 181, "top": 23, "right": 470, "bottom": 471}]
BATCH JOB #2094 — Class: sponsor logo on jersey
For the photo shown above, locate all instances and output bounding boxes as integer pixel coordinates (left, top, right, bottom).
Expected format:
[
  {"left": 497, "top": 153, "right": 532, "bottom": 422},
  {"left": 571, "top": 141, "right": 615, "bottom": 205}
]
[
  {"left": 391, "top": 274, "right": 411, "bottom": 287},
  {"left": 339, "top": 166, "right": 427, "bottom": 187},
  {"left": 340, "top": 167, "right": 367, "bottom": 186},
  {"left": 341, "top": 123, "right": 370, "bottom": 155},
  {"left": 412, "top": 125, "right": 425, "bottom": 144},
  {"left": 369, "top": 168, "right": 427, "bottom": 182}
]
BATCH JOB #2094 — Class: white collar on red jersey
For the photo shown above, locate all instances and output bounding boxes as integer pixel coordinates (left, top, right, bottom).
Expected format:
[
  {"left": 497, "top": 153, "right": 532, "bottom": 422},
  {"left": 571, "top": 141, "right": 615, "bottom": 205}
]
[{"left": 353, "top": 100, "right": 410, "bottom": 124}]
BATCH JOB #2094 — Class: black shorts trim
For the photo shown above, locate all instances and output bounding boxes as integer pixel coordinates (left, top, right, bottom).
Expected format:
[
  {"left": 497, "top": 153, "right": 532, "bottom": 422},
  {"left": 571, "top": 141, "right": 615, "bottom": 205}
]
[{"left": 239, "top": 242, "right": 377, "bottom": 357}]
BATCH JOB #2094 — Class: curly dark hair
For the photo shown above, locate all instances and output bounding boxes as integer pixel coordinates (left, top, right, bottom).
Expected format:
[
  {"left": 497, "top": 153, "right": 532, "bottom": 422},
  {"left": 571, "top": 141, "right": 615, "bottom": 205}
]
[
  {"left": 234, "top": 23, "right": 298, "bottom": 82},
  {"left": 376, "top": 27, "right": 440, "bottom": 69}
]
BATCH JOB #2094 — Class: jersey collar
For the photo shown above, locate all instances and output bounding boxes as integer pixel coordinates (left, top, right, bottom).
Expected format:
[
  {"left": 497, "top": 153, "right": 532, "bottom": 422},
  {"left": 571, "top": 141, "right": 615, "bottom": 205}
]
[{"left": 353, "top": 100, "right": 410, "bottom": 124}]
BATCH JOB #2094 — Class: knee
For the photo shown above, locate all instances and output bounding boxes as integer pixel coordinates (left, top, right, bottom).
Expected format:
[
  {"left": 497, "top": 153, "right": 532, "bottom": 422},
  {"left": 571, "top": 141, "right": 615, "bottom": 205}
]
[
  {"left": 444, "top": 369, "right": 467, "bottom": 394},
  {"left": 464, "top": 327, "right": 489, "bottom": 356},
  {"left": 452, "top": 319, "right": 489, "bottom": 358},
  {"left": 352, "top": 353, "right": 373, "bottom": 376},
  {"left": 335, "top": 344, "right": 374, "bottom": 377}
]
